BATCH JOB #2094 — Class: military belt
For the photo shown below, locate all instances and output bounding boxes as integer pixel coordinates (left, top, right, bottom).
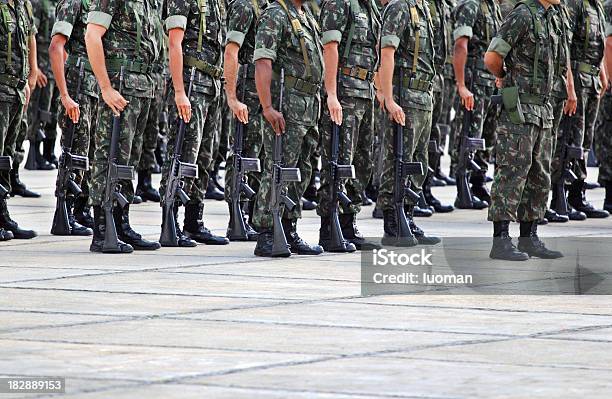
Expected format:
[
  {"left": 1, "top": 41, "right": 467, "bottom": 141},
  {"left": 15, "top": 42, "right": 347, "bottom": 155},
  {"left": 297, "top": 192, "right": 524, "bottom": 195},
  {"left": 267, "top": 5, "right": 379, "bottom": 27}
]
[
  {"left": 575, "top": 62, "right": 600, "bottom": 77},
  {"left": 0, "top": 74, "right": 27, "bottom": 90},
  {"left": 274, "top": 72, "right": 320, "bottom": 95},
  {"left": 106, "top": 58, "right": 152, "bottom": 74},
  {"left": 184, "top": 56, "right": 223, "bottom": 79},
  {"left": 394, "top": 74, "right": 433, "bottom": 92},
  {"left": 339, "top": 66, "right": 374, "bottom": 82},
  {"left": 65, "top": 56, "right": 93, "bottom": 72},
  {"left": 520, "top": 93, "right": 547, "bottom": 106}
]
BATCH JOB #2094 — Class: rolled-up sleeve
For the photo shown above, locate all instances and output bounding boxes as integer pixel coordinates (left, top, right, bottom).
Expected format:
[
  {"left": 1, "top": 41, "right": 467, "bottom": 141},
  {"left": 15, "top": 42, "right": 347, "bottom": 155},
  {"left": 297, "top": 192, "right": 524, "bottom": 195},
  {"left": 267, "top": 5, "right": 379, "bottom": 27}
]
[
  {"left": 226, "top": 0, "right": 253, "bottom": 47},
  {"left": 380, "top": 0, "right": 408, "bottom": 49},
  {"left": 51, "top": 21, "right": 73, "bottom": 38},
  {"left": 452, "top": 0, "right": 478, "bottom": 41},
  {"left": 253, "top": 7, "right": 284, "bottom": 62},
  {"left": 320, "top": 0, "right": 348, "bottom": 45},
  {"left": 165, "top": 15, "right": 187, "bottom": 31}
]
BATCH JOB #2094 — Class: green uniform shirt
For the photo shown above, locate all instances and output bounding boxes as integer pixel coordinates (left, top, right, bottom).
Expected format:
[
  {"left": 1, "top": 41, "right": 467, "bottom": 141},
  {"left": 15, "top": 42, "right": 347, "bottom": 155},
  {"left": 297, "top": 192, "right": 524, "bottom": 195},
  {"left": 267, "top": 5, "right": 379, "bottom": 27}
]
[{"left": 226, "top": 0, "right": 266, "bottom": 65}]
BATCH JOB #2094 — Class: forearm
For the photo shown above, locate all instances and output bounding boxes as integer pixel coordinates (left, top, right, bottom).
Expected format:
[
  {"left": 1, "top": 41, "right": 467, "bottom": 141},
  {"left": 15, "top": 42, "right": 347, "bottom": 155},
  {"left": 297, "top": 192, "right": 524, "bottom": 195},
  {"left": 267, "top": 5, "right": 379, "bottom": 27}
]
[
  {"left": 323, "top": 42, "right": 339, "bottom": 97},
  {"left": 168, "top": 42, "right": 185, "bottom": 95},
  {"left": 49, "top": 36, "right": 69, "bottom": 97},
  {"left": 28, "top": 35, "right": 38, "bottom": 88},
  {"left": 255, "top": 59, "right": 273, "bottom": 110},
  {"left": 484, "top": 52, "right": 505, "bottom": 78},
  {"left": 85, "top": 29, "right": 111, "bottom": 90},
  {"left": 453, "top": 40, "right": 468, "bottom": 88},
  {"left": 379, "top": 48, "right": 395, "bottom": 103},
  {"left": 223, "top": 43, "right": 240, "bottom": 102},
  {"left": 606, "top": 37, "right": 612, "bottom": 79}
]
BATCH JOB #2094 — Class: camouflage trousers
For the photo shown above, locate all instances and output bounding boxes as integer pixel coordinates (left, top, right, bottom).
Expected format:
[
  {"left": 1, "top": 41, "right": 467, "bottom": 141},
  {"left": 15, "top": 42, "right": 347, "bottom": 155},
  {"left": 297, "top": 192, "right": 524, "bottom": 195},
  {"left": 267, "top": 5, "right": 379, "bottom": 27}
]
[
  {"left": 429, "top": 74, "right": 445, "bottom": 171},
  {"left": 252, "top": 119, "right": 319, "bottom": 230},
  {"left": 133, "top": 72, "right": 164, "bottom": 172},
  {"left": 317, "top": 96, "right": 374, "bottom": 217},
  {"left": 0, "top": 98, "right": 25, "bottom": 192},
  {"left": 377, "top": 106, "right": 432, "bottom": 211},
  {"left": 212, "top": 91, "right": 230, "bottom": 170},
  {"left": 547, "top": 95, "right": 568, "bottom": 184},
  {"left": 89, "top": 94, "right": 152, "bottom": 206},
  {"left": 488, "top": 112, "right": 553, "bottom": 222},
  {"left": 441, "top": 73, "right": 458, "bottom": 161},
  {"left": 27, "top": 79, "right": 60, "bottom": 141},
  {"left": 557, "top": 86, "right": 600, "bottom": 180},
  {"left": 594, "top": 91, "right": 612, "bottom": 184},
  {"left": 224, "top": 81, "right": 264, "bottom": 203},
  {"left": 159, "top": 89, "right": 219, "bottom": 204},
  {"left": 370, "top": 104, "right": 387, "bottom": 190}
]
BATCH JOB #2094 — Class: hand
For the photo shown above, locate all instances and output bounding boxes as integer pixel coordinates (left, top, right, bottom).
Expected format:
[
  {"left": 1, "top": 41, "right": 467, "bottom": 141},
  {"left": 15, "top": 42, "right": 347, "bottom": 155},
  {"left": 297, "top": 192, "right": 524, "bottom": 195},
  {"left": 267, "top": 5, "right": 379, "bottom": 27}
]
[
  {"left": 458, "top": 85, "right": 474, "bottom": 111},
  {"left": 228, "top": 97, "right": 248, "bottom": 124},
  {"left": 61, "top": 94, "right": 80, "bottom": 124},
  {"left": 385, "top": 99, "right": 405, "bottom": 126},
  {"left": 101, "top": 86, "right": 128, "bottom": 116},
  {"left": 599, "top": 74, "right": 608, "bottom": 99},
  {"left": 375, "top": 89, "right": 385, "bottom": 110},
  {"left": 25, "top": 85, "right": 31, "bottom": 107},
  {"left": 263, "top": 106, "right": 285, "bottom": 135},
  {"left": 175, "top": 91, "right": 192, "bottom": 123},
  {"left": 564, "top": 86, "right": 577, "bottom": 116},
  {"left": 27, "top": 70, "right": 37, "bottom": 92},
  {"left": 36, "top": 70, "right": 48, "bottom": 88},
  {"left": 495, "top": 77, "right": 504, "bottom": 89},
  {"left": 327, "top": 94, "right": 343, "bottom": 125}
]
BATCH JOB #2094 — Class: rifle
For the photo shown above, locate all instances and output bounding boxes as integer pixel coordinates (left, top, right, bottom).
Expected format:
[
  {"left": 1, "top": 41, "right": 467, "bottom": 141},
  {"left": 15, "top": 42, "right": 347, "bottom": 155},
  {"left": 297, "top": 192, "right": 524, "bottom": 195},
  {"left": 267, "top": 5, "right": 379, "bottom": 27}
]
[
  {"left": 0, "top": 156, "right": 12, "bottom": 199},
  {"left": 270, "top": 69, "right": 301, "bottom": 257},
  {"left": 328, "top": 114, "right": 355, "bottom": 251},
  {"left": 102, "top": 67, "right": 136, "bottom": 252},
  {"left": 159, "top": 67, "right": 199, "bottom": 246},
  {"left": 25, "top": 81, "right": 55, "bottom": 170},
  {"left": 555, "top": 121, "right": 584, "bottom": 215},
  {"left": 227, "top": 66, "right": 261, "bottom": 241},
  {"left": 455, "top": 68, "right": 485, "bottom": 208},
  {"left": 392, "top": 68, "right": 423, "bottom": 244},
  {"left": 51, "top": 61, "right": 90, "bottom": 235}
]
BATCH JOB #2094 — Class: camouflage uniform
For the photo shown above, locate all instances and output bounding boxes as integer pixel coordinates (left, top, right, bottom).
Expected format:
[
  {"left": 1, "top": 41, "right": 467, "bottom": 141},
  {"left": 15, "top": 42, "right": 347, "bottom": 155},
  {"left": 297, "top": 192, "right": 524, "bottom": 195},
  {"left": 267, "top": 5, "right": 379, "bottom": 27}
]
[
  {"left": 316, "top": 0, "right": 380, "bottom": 217},
  {"left": 159, "top": 0, "right": 224, "bottom": 203},
  {"left": 87, "top": 0, "right": 157, "bottom": 205},
  {"left": 440, "top": 0, "right": 456, "bottom": 135},
  {"left": 450, "top": 0, "right": 502, "bottom": 172},
  {"left": 251, "top": 0, "right": 324, "bottom": 230},
  {"left": 52, "top": 0, "right": 100, "bottom": 195},
  {"left": 487, "top": 0, "right": 557, "bottom": 222},
  {"left": 377, "top": 0, "right": 435, "bottom": 211},
  {"left": 594, "top": 0, "right": 612, "bottom": 186},
  {"left": 223, "top": 0, "right": 267, "bottom": 203}
]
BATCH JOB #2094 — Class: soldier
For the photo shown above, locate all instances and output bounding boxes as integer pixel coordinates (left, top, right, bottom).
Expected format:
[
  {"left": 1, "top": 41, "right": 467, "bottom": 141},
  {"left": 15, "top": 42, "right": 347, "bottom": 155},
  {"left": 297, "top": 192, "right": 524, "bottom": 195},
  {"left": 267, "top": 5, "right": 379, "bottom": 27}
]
[
  {"left": 48, "top": 0, "right": 101, "bottom": 235},
  {"left": 252, "top": 0, "right": 324, "bottom": 256},
  {"left": 316, "top": 0, "right": 380, "bottom": 250},
  {"left": 85, "top": 0, "right": 162, "bottom": 252},
  {"left": 0, "top": 0, "right": 38, "bottom": 240},
  {"left": 555, "top": 0, "right": 609, "bottom": 218},
  {"left": 223, "top": 0, "right": 268, "bottom": 239},
  {"left": 484, "top": 0, "right": 563, "bottom": 260},
  {"left": 378, "top": 0, "right": 439, "bottom": 244},
  {"left": 451, "top": 0, "right": 503, "bottom": 209},
  {"left": 159, "top": 0, "right": 230, "bottom": 246},
  {"left": 597, "top": 0, "right": 612, "bottom": 212}
]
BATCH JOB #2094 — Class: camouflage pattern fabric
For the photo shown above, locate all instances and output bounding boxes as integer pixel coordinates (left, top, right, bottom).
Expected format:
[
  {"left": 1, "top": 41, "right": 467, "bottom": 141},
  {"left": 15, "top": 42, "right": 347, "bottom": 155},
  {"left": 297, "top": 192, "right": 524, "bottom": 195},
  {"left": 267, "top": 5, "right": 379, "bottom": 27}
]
[
  {"left": 486, "top": 0, "right": 557, "bottom": 222},
  {"left": 133, "top": 71, "right": 165, "bottom": 172},
  {"left": 594, "top": 91, "right": 612, "bottom": 184},
  {"left": 251, "top": 0, "right": 323, "bottom": 229}
]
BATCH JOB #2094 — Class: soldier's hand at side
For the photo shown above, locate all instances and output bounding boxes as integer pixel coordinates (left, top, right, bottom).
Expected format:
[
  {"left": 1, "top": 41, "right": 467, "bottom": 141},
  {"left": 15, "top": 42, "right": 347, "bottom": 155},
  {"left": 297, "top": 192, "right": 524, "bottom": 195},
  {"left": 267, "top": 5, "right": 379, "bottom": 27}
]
[
  {"left": 327, "top": 95, "right": 343, "bottom": 125},
  {"left": 263, "top": 106, "right": 285, "bottom": 135},
  {"left": 61, "top": 94, "right": 80, "bottom": 124},
  {"left": 375, "top": 90, "right": 385, "bottom": 110},
  {"left": 36, "top": 70, "right": 48, "bottom": 88},
  {"left": 564, "top": 88, "right": 577, "bottom": 116},
  {"left": 495, "top": 78, "right": 504, "bottom": 89},
  {"left": 175, "top": 91, "right": 192, "bottom": 123},
  {"left": 101, "top": 87, "right": 129, "bottom": 116},
  {"left": 458, "top": 85, "right": 474, "bottom": 111},
  {"left": 228, "top": 98, "right": 249, "bottom": 124},
  {"left": 385, "top": 100, "right": 405, "bottom": 126}
]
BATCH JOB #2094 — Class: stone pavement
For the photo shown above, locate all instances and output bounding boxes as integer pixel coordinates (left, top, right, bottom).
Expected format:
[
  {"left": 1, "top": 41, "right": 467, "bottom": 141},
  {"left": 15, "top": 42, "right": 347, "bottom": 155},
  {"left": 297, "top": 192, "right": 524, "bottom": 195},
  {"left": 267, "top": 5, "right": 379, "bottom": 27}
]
[{"left": 1, "top": 167, "right": 612, "bottom": 398}]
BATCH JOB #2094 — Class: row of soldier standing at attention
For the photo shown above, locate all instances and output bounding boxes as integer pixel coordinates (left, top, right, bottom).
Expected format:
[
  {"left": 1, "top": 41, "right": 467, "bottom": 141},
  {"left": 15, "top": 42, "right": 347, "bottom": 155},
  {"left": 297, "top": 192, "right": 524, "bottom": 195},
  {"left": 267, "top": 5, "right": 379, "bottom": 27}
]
[{"left": 1, "top": 0, "right": 611, "bottom": 260}]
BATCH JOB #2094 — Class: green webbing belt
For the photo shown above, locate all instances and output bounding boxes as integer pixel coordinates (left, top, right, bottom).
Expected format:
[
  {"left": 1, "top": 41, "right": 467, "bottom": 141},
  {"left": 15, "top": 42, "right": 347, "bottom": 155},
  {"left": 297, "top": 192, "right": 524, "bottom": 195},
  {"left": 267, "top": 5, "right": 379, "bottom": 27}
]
[
  {"left": 409, "top": 5, "right": 420, "bottom": 74},
  {"left": 183, "top": 55, "right": 223, "bottom": 78},
  {"left": 278, "top": 0, "right": 312, "bottom": 78},
  {"left": 197, "top": 0, "right": 207, "bottom": 52},
  {"left": 1, "top": 4, "right": 12, "bottom": 67}
]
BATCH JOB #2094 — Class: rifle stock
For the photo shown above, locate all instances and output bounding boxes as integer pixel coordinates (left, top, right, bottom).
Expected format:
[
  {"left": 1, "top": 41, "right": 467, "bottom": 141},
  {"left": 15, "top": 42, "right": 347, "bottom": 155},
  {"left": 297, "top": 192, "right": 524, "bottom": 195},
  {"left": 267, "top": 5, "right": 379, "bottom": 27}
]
[
  {"left": 25, "top": 84, "right": 53, "bottom": 170},
  {"left": 555, "top": 137, "right": 584, "bottom": 215}
]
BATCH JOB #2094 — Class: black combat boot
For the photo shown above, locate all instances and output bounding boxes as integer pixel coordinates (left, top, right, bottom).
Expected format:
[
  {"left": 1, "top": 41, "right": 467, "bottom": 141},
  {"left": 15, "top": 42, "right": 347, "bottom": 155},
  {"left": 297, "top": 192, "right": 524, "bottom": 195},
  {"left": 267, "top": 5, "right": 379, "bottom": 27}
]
[
  {"left": 74, "top": 195, "right": 94, "bottom": 228},
  {"left": 184, "top": 202, "right": 229, "bottom": 245},
  {"left": 160, "top": 203, "right": 197, "bottom": 247},
  {"left": 470, "top": 171, "right": 491, "bottom": 205},
  {"left": 32, "top": 140, "right": 55, "bottom": 170},
  {"left": 254, "top": 230, "right": 290, "bottom": 257},
  {"left": 136, "top": 170, "right": 161, "bottom": 202},
  {"left": 318, "top": 216, "right": 356, "bottom": 253},
  {"left": 489, "top": 221, "right": 529, "bottom": 261},
  {"left": 382, "top": 208, "right": 418, "bottom": 247},
  {"left": 204, "top": 177, "right": 224, "bottom": 200},
  {"left": 339, "top": 213, "right": 381, "bottom": 250},
  {"left": 66, "top": 197, "right": 93, "bottom": 236},
  {"left": 226, "top": 202, "right": 258, "bottom": 241},
  {"left": 0, "top": 198, "right": 37, "bottom": 239},
  {"left": 113, "top": 205, "right": 161, "bottom": 250},
  {"left": 365, "top": 181, "right": 378, "bottom": 202},
  {"left": 282, "top": 218, "right": 323, "bottom": 255},
  {"left": 603, "top": 181, "right": 612, "bottom": 213},
  {"left": 90, "top": 206, "right": 133, "bottom": 253},
  {"left": 132, "top": 195, "right": 143, "bottom": 204},
  {"left": 406, "top": 205, "right": 441, "bottom": 245},
  {"left": 568, "top": 180, "right": 610, "bottom": 218},
  {"left": 372, "top": 205, "right": 383, "bottom": 219},
  {"left": 301, "top": 197, "right": 317, "bottom": 210},
  {"left": 544, "top": 209, "right": 569, "bottom": 223},
  {"left": 9, "top": 169, "right": 40, "bottom": 198},
  {"left": 43, "top": 137, "right": 58, "bottom": 167},
  {"left": 423, "top": 183, "right": 453, "bottom": 213},
  {"left": 361, "top": 190, "right": 373, "bottom": 206},
  {"left": 517, "top": 221, "right": 563, "bottom": 259}
]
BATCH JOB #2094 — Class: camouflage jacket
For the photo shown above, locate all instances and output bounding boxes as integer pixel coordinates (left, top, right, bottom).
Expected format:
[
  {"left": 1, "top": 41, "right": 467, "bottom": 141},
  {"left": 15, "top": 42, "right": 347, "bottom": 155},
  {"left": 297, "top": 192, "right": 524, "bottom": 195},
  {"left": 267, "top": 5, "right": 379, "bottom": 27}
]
[
  {"left": 565, "top": 0, "right": 605, "bottom": 91},
  {"left": 488, "top": 0, "right": 557, "bottom": 128},
  {"left": 52, "top": 0, "right": 99, "bottom": 98},
  {"left": 551, "top": 3, "right": 571, "bottom": 98},
  {"left": 606, "top": 0, "right": 612, "bottom": 37},
  {"left": 320, "top": 0, "right": 380, "bottom": 99},
  {"left": 380, "top": 0, "right": 435, "bottom": 111},
  {"left": 30, "top": 0, "right": 54, "bottom": 69},
  {"left": 152, "top": 0, "right": 165, "bottom": 70},
  {"left": 0, "top": 0, "right": 36, "bottom": 102},
  {"left": 453, "top": 0, "right": 502, "bottom": 83},
  {"left": 254, "top": 0, "right": 323, "bottom": 126},
  {"left": 226, "top": 0, "right": 267, "bottom": 65}
]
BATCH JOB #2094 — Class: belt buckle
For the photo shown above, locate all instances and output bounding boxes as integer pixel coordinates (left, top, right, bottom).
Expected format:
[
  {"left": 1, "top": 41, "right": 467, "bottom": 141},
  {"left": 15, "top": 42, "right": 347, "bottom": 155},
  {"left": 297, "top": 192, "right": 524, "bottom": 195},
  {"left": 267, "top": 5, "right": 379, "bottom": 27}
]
[{"left": 357, "top": 68, "right": 368, "bottom": 81}]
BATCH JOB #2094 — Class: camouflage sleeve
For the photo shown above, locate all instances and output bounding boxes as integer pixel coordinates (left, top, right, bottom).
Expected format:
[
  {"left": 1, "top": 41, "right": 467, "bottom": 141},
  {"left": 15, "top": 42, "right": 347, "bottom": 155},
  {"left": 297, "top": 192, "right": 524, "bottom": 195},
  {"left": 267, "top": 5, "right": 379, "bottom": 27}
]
[
  {"left": 26, "top": 0, "right": 37, "bottom": 36},
  {"left": 253, "top": 6, "right": 287, "bottom": 62},
  {"left": 226, "top": 0, "right": 254, "bottom": 47},
  {"left": 52, "top": 0, "right": 78, "bottom": 38},
  {"left": 88, "top": 0, "right": 121, "bottom": 29},
  {"left": 165, "top": 0, "right": 191, "bottom": 31},
  {"left": 564, "top": 0, "right": 580, "bottom": 43},
  {"left": 487, "top": 4, "right": 530, "bottom": 58},
  {"left": 452, "top": 0, "right": 478, "bottom": 41},
  {"left": 605, "top": 0, "right": 612, "bottom": 36},
  {"left": 319, "top": 0, "right": 349, "bottom": 45},
  {"left": 380, "top": 0, "right": 410, "bottom": 49}
]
